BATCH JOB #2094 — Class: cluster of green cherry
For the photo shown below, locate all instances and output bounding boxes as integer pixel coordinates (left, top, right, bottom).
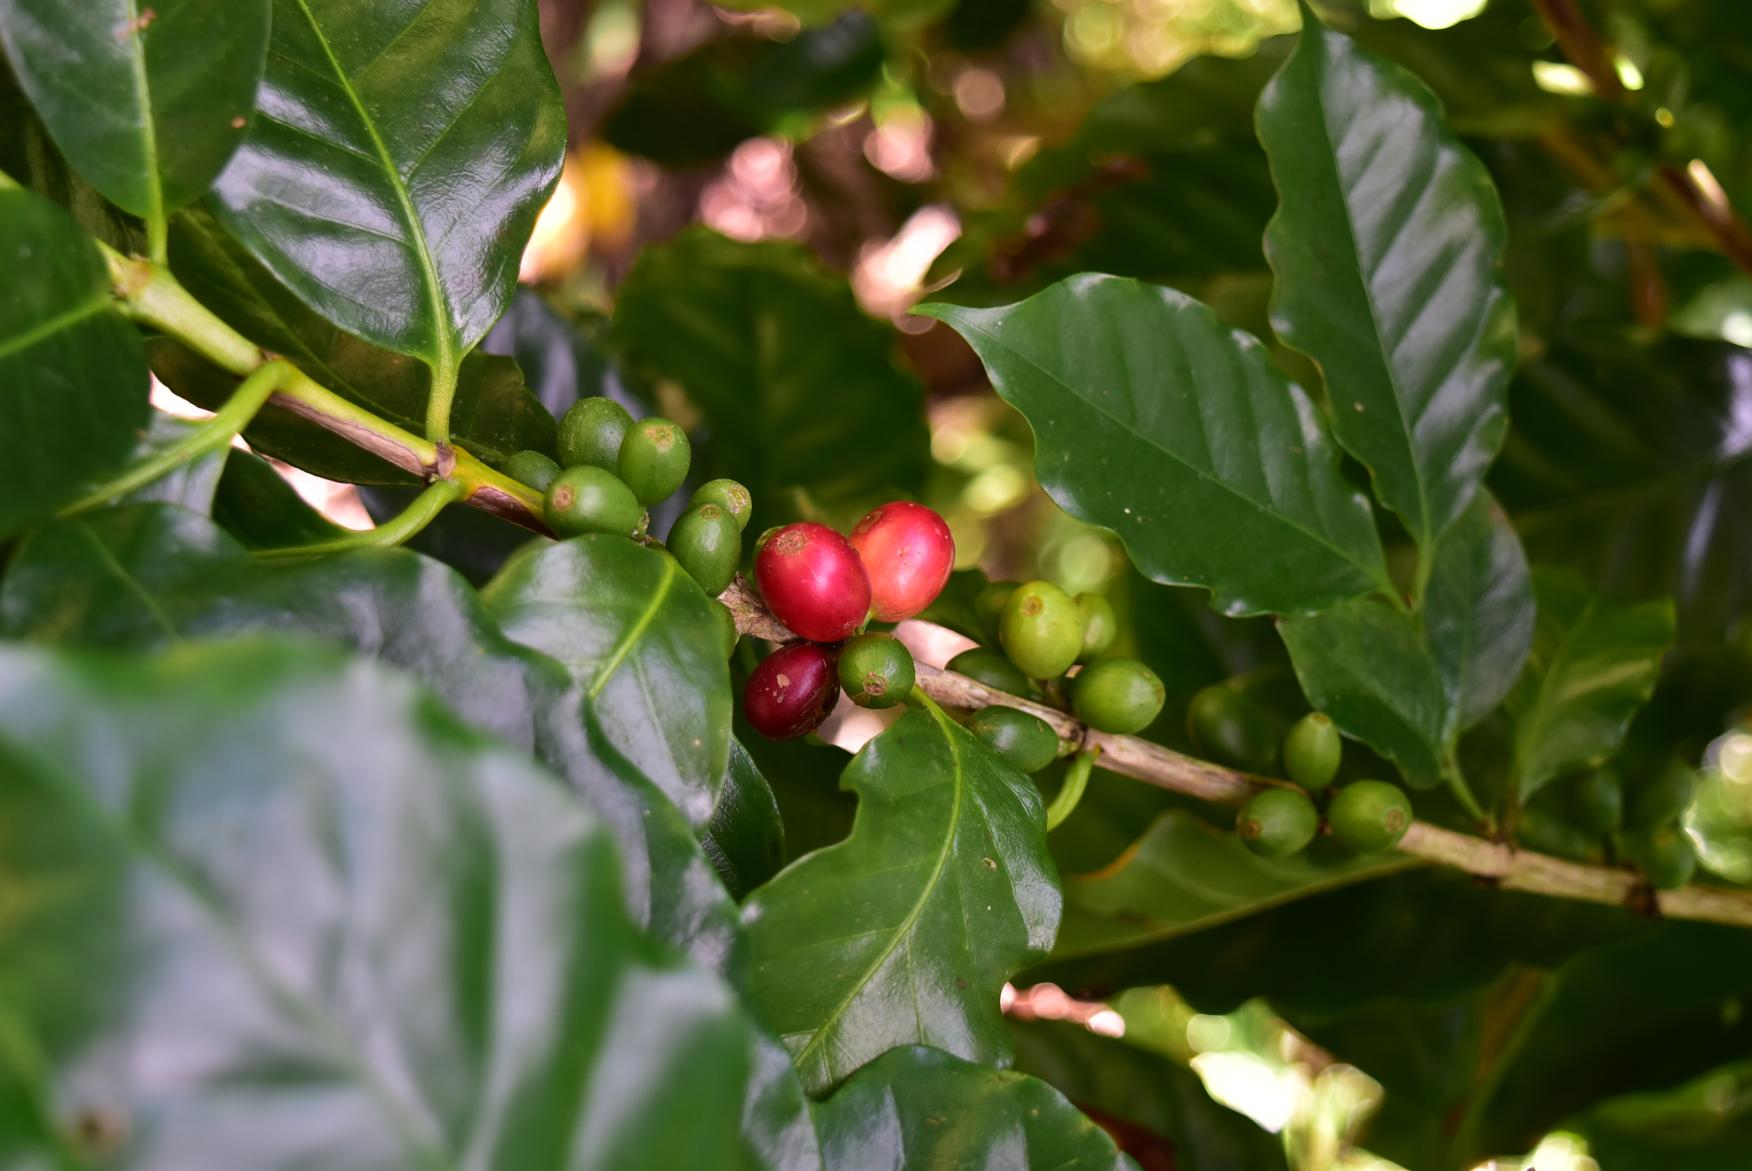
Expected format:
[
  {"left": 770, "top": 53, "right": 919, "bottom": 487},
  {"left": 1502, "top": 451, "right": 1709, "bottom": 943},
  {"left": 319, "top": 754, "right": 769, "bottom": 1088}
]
[
  {"left": 500, "top": 396, "right": 750, "bottom": 599},
  {"left": 1520, "top": 763, "right": 1700, "bottom": 889}
]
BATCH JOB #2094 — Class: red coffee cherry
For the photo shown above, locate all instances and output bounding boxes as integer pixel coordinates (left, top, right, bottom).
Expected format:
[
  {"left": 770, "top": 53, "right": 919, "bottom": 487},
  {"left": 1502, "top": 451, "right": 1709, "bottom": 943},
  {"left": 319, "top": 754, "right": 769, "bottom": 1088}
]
[
  {"left": 745, "top": 642, "right": 840, "bottom": 741},
  {"left": 849, "top": 501, "right": 955, "bottom": 622},
  {"left": 754, "top": 522, "right": 871, "bottom": 642}
]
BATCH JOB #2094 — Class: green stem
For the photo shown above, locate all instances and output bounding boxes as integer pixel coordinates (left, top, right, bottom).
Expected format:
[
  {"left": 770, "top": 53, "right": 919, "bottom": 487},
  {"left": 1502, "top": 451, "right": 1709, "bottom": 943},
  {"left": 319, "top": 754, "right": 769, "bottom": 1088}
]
[
  {"left": 1443, "top": 755, "right": 1489, "bottom": 828},
  {"left": 1045, "top": 749, "right": 1097, "bottom": 831},
  {"left": 257, "top": 479, "right": 464, "bottom": 559},
  {"left": 424, "top": 349, "right": 460, "bottom": 445},
  {"left": 59, "top": 360, "right": 294, "bottom": 516},
  {"left": 97, "top": 246, "right": 548, "bottom": 530}
]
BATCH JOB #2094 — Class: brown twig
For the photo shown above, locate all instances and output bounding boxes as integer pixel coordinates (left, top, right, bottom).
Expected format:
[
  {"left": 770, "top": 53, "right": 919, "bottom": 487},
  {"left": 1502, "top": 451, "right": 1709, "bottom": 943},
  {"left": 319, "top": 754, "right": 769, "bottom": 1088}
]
[{"left": 723, "top": 578, "right": 1752, "bottom": 928}]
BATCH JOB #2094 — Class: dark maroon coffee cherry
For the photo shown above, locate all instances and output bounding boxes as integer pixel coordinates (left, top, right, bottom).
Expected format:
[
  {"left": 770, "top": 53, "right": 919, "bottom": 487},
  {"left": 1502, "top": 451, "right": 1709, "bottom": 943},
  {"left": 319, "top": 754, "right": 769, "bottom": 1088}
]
[
  {"left": 745, "top": 642, "right": 839, "bottom": 741},
  {"left": 754, "top": 522, "right": 871, "bottom": 642},
  {"left": 849, "top": 500, "right": 955, "bottom": 622}
]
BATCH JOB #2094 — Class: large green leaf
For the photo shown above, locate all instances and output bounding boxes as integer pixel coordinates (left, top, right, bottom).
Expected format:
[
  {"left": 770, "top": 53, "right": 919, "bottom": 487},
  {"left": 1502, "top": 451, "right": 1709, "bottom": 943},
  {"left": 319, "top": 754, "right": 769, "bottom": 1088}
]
[
  {"left": 1504, "top": 570, "right": 1675, "bottom": 801},
  {"left": 0, "top": 639, "right": 760, "bottom": 1170},
  {"left": 813, "top": 1046, "right": 1135, "bottom": 1171},
  {"left": 613, "top": 229, "right": 929, "bottom": 513},
  {"left": 1011, "top": 1020, "right": 1287, "bottom": 1171},
  {"left": 1576, "top": 1059, "right": 1752, "bottom": 1171},
  {"left": 742, "top": 706, "right": 1060, "bottom": 1093},
  {"left": 210, "top": 448, "right": 351, "bottom": 548},
  {"left": 1054, "top": 811, "right": 1413, "bottom": 957},
  {"left": 0, "top": 0, "right": 268, "bottom": 221},
  {"left": 1423, "top": 492, "right": 1533, "bottom": 730},
  {"left": 483, "top": 535, "right": 732, "bottom": 830},
  {"left": 604, "top": 16, "right": 883, "bottom": 167},
  {"left": 1279, "top": 595, "right": 1449, "bottom": 787},
  {"left": 923, "top": 277, "right": 1389, "bottom": 616},
  {"left": 1256, "top": 15, "right": 1515, "bottom": 551},
  {"left": 704, "top": 739, "right": 788, "bottom": 901},
  {"left": 208, "top": 0, "right": 564, "bottom": 374},
  {"left": 0, "top": 58, "right": 143, "bottom": 251},
  {"left": 0, "top": 186, "right": 148, "bottom": 536},
  {"left": 0, "top": 505, "right": 740, "bottom": 969}
]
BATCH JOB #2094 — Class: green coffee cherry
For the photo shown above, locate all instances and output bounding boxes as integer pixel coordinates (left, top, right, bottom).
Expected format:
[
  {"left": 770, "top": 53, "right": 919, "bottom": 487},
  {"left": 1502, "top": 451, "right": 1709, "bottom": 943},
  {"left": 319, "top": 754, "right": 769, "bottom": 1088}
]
[
  {"left": 1071, "top": 658, "right": 1164, "bottom": 734},
  {"left": 503, "top": 450, "right": 561, "bottom": 493},
  {"left": 689, "top": 478, "right": 752, "bottom": 531},
  {"left": 1568, "top": 768, "right": 1623, "bottom": 834},
  {"left": 974, "top": 580, "right": 1017, "bottom": 642},
  {"left": 667, "top": 503, "right": 741, "bottom": 595},
  {"left": 618, "top": 418, "right": 691, "bottom": 505},
  {"left": 999, "top": 580, "right": 1083, "bottom": 680},
  {"left": 558, "top": 397, "right": 633, "bottom": 470},
  {"left": 1188, "top": 685, "right": 1278, "bottom": 773},
  {"left": 545, "top": 465, "right": 643, "bottom": 537},
  {"left": 711, "top": 598, "right": 738, "bottom": 659},
  {"left": 1236, "top": 787, "right": 1318, "bottom": 858},
  {"left": 1626, "top": 825, "right": 1698, "bottom": 890},
  {"left": 1076, "top": 593, "right": 1118, "bottom": 659},
  {"left": 947, "top": 648, "right": 1034, "bottom": 697},
  {"left": 1625, "top": 760, "right": 1696, "bottom": 829},
  {"left": 838, "top": 633, "right": 915, "bottom": 709},
  {"left": 969, "top": 707, "right": 1060, "bottom": 774},
  {"left": 1284, "top": 712, "right": 1342, "bottom": 789},
  {"left": 1327, "top": 780, "right": 1412, "bottom": 853}
]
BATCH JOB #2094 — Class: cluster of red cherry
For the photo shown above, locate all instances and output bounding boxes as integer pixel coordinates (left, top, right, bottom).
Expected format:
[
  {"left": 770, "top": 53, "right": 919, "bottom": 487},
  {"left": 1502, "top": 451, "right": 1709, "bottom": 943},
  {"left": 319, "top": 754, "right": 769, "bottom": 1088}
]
[{"left": 743, "top": 501, "right": 954, "bottom": 740}]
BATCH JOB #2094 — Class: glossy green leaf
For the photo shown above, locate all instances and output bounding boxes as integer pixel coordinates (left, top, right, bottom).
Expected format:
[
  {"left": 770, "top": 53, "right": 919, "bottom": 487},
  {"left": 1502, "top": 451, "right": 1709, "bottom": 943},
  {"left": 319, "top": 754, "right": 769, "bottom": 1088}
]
[
  {"left": 0, "top": 60, "right": 142, "bottom": 251},
  {"left": 705, "top": 739, "right": 788, "bottom": 900},
  {"left": 1505, "top": 570, "right": 1676, "bottom": 801},
  {"left": 1424, "top": 492, "right": 1534, "bottom": 730},
  {"left": 613, "top": 229, "right": 929, "bottom": 512},
  {"left": 483, "top": 290, "right": 644, "bottom": 421},
  {"left": 1279, "top": 595, "right": 1449, "bottom": 787},
  {"left": 923, "top": 277, "right": 1388, "bottom": 617},
  {"left": 1257, "top": 15, "right": 1515, "bottom": 549},
  {"left": 484, "top": 535, "right": 732, "bottom": 830},
  {"left": 1011, "top": 1020, "right": 1287, "bottom": 1171},
  {"left": 604, "top": 15, "right": 883, "bottom": 167},
  {"left": 208, "top": 0, "right": 564, "bottom": 371},
  {"left": 0, "top": 638, "right": 760, "bottom": 1170},
  {"left": 1054, "top": 811, "right": 1413, "bottom": 958},
  {"left": 0, "top": 0, "right": 268, "bottom": 220},
  {"left": 210, "top": 449, "right": 350, "bottom": 548},
  {"left": 813, "top": 1046, "right": 1134, "bottom": 1171},
  {"left": 743, "top": 705, "right": 1061, "bottom": 1092},
  {"left": 1576, "top": 1059, "right": 1752, "bottom": 1171},
  {"left": 0, "top": 505, "right": 741, "bottom": 968},
  {"left": 110, "top": 412, "right": 231, "bottom": 513},
  {"left": 0, "top": 186, "right": 148, "bottom": 536}
]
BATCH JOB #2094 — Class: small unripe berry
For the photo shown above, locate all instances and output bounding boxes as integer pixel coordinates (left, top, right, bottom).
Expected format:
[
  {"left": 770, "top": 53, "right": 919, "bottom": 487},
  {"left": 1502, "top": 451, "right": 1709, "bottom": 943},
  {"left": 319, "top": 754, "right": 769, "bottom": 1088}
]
[
  {"left": 1327, "top": 780, "right": 1412, "bottom": 853},
  {"left": 1236, "top": 787, "right": 1318, "bottom": 858},
  {"left": 667, "top": 503, "right": 741, "bottom": 595},
  {"left": 1568, "top": 768, "right": 1622, "bottom": 834},
  {"left": 849, "top": 500, "right": 955, "bottom": 622},
  {"left": 754, "top": 522, "right": 871, "bottom": 643},
  {"left": 947, "top": 648, "right": 1034, "bottom": 697},
  {"left": 558, "top": 397, "right": 632, "bottom": 470},
  {"left": 974, "top": 580, "right": 1017, "bottom": 642},
  {"left": 689, "top": 478, "right": 753, "bottom": 531},
  {"left": 1189, "top": 685, "right": 1278, "bottom": 773},
  {"left": 838, "top": 633, "right": 915, "bottom": 709},
  {"left": 545, "top": 466, "right": 643, "bottom": 537},
  {"left": 711, "top": 599, "right": 738, "bottom": 659},
  {"left": 1071, "top": 658, "right": 1164, "bottom": 734},
  {"left": 1626, "top": 825, "right": 1697, "bottom": 890},
  {"left": 503, "top": 449, "right": 561, "bottom": 493},
  {"left": 1075, "top": 593, "right": 1118, "bottom": 659},
  {"left": 618, "top": 418, "right": 691, "bottom": 505},
  {"left": 999, "top": 580, "right": 1083, "bottom": 680},
  {"left": 1283, "top": 712, "right": 1342, "bottom": 789},
  {"left": 1625, "top": 760, "right": 1695, "bottom": 829},
  {"left": 745, "top": 642, "right": 839, "bottom": 741},
  {"left": 968, "top": 707, "right": 1060, "bottom": 774}
]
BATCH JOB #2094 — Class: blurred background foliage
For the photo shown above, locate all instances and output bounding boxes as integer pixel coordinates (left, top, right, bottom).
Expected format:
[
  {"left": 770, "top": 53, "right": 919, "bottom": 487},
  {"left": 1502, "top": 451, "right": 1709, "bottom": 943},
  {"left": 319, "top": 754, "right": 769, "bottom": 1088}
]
[{"left": 313, "top": 0, "right": 1752, "bottom": 1165}]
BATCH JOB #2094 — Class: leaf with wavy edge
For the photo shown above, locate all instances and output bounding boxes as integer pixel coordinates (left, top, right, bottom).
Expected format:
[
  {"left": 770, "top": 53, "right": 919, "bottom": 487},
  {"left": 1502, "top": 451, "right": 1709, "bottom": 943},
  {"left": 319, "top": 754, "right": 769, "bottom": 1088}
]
[
  {"left": 921, "top": 276, "right": 1388, "bottom": 617},
  {"left": 1425, "top": 491, "right": 1533, "bottom": 730},
  {"left": 1257, "top": 13, "right": 1515, "bottom": 553},
  {"left": 742, "top": 704, "right": 1060, "bottom": 1093}
]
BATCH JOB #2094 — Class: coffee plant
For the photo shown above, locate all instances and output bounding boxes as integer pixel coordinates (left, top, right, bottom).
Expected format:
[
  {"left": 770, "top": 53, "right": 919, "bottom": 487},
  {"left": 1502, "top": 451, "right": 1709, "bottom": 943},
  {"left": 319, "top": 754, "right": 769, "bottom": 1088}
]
[{"left": 4, "top": 0, "right": 1752, "bottom": 1167}]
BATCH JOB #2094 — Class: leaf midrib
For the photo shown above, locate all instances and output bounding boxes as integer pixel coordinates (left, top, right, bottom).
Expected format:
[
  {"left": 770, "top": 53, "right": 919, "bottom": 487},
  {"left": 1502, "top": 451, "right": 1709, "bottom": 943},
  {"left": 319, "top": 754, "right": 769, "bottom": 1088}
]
[
  {"left": 288, "top": 0, "right": 456, "bottom": 379},
  {"left": 122, "top": 0, "right": 165, "bottom": 233},
  {"left": 941, "top": 306, "right": 1387, "bottom": 588},
  {"left": 0, "top": 294, "right": 110, "bottom": 363},
  {"left": 586, "top": 553, "right": 677, "bottom": 700},
  {"left": 790, "top": 708, "right": 966, "bottom": 1078}
]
